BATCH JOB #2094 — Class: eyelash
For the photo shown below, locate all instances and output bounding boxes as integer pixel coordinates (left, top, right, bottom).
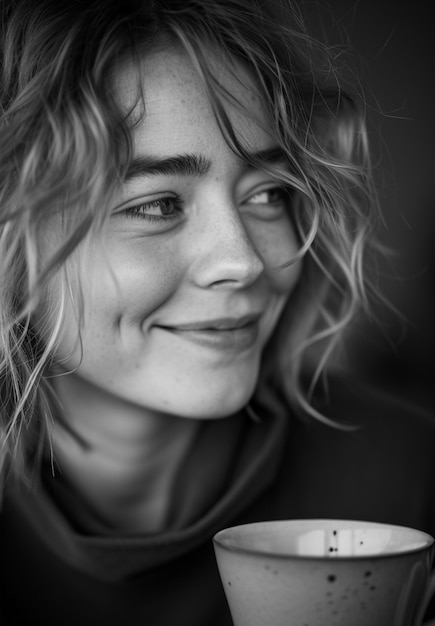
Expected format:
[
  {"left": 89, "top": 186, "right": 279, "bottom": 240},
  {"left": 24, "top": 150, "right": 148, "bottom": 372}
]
[
  {"left": 248, "top": 187, "right": 288, "bottom": 205},
  {"left": 122, "top": 197, "right": 184, "bottom": 223},
  {"left": 120, "top": 186, "right": 289, "bottom": 224}
]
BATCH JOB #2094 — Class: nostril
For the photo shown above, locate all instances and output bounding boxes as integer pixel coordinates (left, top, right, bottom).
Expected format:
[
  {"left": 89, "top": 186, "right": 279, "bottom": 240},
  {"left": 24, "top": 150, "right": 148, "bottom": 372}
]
[{"left": 196, "top": 241, "right": 265, "bottom": 288}]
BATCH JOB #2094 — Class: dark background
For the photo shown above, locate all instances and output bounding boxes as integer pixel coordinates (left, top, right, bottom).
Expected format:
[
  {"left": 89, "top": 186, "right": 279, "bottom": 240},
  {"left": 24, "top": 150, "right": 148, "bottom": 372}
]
[{"left": 309, "top": 1, "right": 435, "bottom": 409}]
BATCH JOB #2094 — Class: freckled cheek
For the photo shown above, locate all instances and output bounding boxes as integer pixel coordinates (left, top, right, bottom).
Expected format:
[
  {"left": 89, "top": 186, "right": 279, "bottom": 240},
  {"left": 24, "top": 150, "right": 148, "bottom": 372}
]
[
  {"left": 273, "top": 264, "right": 301, "bottom": 300},
  {"left": 251, "top": 220, "right": 301, "bottom": 279},
  {"left": 255, "top": 225, "right": 302, "bottom": 314},
  {"left": 82, "top": 240, "right": 185, "bottom": 328}
]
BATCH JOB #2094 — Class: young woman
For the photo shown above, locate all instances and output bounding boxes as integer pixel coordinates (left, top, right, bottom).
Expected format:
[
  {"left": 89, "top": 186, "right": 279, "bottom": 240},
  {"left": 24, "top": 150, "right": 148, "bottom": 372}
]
[{"left": 1, "top": 0, "right": 434, "bottom": 624}]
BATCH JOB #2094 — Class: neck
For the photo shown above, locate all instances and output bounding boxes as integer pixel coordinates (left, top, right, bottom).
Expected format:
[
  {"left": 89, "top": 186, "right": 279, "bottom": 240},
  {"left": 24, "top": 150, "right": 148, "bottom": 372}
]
[{"left": 48, "top": 374, "right": 201, "bottom": 534}]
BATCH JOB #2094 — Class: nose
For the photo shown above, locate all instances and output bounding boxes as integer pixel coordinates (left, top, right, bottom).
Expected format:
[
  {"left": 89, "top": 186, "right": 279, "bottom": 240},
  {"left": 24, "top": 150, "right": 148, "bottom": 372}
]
[{"left": 191, "top": 203, "right": 266, "bottom": 289}]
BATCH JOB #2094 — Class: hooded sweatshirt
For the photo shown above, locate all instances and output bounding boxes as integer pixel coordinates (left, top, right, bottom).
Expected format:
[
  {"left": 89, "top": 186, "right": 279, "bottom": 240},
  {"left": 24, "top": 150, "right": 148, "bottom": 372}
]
[{"left": 1, "top": 376, "right": 434, "bottom": 625}]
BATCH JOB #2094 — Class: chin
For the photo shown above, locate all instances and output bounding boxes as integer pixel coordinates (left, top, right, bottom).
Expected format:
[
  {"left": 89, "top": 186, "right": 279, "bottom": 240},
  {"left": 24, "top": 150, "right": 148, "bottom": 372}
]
[{"left": 175, "top": 378, "right": 257, "bottom": 420}]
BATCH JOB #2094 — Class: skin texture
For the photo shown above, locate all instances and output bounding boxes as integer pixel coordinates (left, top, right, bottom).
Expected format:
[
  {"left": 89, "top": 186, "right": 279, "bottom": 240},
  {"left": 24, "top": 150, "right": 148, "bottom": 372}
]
[{"left": 43, "top": 47, "right": 302, "bottom": 532}]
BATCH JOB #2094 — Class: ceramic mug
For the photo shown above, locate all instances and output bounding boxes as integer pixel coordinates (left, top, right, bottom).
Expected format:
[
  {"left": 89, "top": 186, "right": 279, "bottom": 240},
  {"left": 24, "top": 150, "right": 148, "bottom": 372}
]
[{"left": 213, "top": 519, "right": 435, "bottom": 626}]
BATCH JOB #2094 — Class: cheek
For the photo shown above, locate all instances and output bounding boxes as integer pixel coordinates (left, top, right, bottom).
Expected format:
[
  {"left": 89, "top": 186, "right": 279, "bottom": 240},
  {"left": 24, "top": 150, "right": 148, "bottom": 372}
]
[
  {"left": 80, "top": 237, "right": 183, "bottom": 327},
  {"left": 250, "top": 217, "right": 302, "bottom": 287}
]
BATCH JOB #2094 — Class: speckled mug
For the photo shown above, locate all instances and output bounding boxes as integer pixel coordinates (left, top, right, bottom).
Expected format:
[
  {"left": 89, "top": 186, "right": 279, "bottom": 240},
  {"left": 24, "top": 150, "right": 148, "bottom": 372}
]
[{"left": 213, "top": 519, "right": 435, "bottom": 626}]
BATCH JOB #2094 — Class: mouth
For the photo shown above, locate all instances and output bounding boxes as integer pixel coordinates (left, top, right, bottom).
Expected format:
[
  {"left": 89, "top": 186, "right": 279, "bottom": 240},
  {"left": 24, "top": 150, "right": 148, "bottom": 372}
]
[{"left": 155, "top": 315, "right": 261, "bottom": 351}]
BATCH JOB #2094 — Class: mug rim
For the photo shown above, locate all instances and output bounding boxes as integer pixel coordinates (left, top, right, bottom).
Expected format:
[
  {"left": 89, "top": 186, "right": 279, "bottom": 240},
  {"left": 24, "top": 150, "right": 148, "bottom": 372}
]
[{"left": 213, "top": 518, "right": 435, "bottom": 562}]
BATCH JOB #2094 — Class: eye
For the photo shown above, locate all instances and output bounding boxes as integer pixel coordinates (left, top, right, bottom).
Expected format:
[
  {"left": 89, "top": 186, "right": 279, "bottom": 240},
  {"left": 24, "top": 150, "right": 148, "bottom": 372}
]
[
  {"left": 243, "top": 186, "right": 291, "bottom": 222},
  {"left": 120, "top": 196, "right": 184, "bottom": 223},
  {"left": 246, "top": 187, "right": 287, "bottom": 206}
]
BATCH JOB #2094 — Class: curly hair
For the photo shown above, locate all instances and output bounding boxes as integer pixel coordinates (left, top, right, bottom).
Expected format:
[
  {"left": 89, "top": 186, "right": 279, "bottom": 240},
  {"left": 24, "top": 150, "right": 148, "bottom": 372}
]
[{"left": 0, "top": 0, "right": 382, "bottom": 488}]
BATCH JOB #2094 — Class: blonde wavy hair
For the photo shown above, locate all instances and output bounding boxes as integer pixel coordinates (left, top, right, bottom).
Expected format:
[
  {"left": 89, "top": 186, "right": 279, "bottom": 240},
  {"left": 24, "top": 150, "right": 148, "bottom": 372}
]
[{"left": 0, "top": 0, "right": 382, "bottom": 489}]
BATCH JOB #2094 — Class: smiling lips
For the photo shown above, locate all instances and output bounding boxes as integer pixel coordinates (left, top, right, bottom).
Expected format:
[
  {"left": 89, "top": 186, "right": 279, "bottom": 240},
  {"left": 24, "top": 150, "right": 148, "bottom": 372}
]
[{"left": 157, "top": 315, "right": 261, "bottom": 350}]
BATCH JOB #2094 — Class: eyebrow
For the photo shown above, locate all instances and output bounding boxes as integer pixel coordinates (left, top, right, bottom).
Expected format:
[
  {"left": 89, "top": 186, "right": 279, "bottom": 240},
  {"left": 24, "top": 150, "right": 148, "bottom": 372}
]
[
  {"left": 125, "top": 154, "right": 211, "bottom": 180},
  {"left": 124, "top": 146, "right": 286, "bottom": 181}
]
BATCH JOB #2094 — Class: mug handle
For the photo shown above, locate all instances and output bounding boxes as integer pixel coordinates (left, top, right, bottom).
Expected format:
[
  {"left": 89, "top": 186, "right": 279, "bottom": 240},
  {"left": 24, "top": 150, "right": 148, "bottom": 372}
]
[{"left": 416, "top": 570, "right": 435, "bottom": 626}]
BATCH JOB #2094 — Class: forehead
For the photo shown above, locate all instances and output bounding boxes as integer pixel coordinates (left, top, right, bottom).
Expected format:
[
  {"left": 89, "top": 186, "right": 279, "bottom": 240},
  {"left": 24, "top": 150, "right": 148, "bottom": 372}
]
[{"left": 113, "top": 46, "right": 275, "bottom": 157}]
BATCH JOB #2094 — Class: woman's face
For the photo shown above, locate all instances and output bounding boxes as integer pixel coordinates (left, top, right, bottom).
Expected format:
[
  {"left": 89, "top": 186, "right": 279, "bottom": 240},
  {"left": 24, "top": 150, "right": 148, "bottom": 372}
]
[{"left": 48, "top": 47, "right": 302, "bottom": 419}]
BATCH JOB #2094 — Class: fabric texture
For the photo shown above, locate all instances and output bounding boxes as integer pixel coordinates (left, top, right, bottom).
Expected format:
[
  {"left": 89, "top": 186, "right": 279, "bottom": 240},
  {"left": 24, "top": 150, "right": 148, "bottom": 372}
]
[{"left": 1, "top": 375, "right": 435, "bottom": 625}]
